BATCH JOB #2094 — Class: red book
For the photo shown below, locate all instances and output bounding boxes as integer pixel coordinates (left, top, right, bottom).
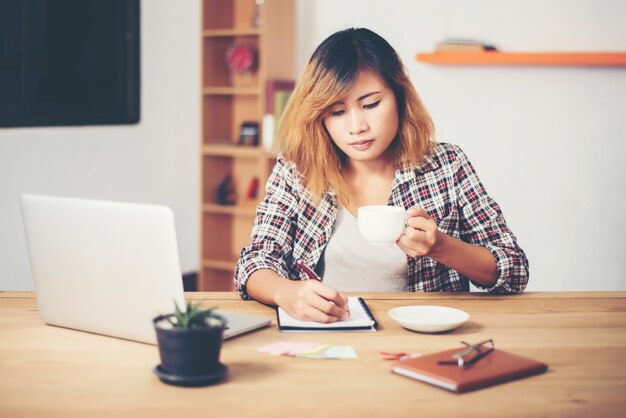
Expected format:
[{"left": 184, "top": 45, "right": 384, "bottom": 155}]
[{"left": 392, "top": 346, "right": 548, "bottom": 393}]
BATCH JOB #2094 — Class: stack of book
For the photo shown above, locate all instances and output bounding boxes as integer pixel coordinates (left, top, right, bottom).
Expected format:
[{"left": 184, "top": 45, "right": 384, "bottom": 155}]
[{"left": 435, "top": 39, "right": 497, "bottom": 53}]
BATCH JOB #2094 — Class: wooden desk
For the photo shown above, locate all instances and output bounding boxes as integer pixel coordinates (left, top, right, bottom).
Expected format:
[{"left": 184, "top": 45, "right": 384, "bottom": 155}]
[{"left": 1, "top": 291, "right": 625, "bottom": 417}]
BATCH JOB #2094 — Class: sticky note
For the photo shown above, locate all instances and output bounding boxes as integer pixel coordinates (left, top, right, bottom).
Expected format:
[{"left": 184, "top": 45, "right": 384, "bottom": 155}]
[
  {"left": 258, "top": 341, "right": 321, "bottom": 356},
  {"left": 321, "top": 346, "right": 358, "bottom": 359}
]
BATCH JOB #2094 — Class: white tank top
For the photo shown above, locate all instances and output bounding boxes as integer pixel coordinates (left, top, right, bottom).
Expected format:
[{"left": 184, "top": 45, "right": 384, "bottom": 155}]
[{"left": 316, "top": 206, "right": 407, "bottom": 292}]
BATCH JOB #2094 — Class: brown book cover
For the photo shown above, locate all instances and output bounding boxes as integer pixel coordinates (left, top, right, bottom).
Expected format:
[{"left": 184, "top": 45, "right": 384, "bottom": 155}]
[{"left": 392, "top": 347, "right": 548, "bottom": 393}]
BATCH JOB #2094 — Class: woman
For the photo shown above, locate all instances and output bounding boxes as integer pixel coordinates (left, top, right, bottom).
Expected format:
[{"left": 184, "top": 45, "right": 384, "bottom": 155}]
[{"left": 234, "top": 28, "right": 528, "bottom": 323}]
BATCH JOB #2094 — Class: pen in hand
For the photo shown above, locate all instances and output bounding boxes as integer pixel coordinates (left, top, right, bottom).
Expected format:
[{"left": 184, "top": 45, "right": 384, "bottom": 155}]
[
  {"left": 294, "top": 259, "right": 351, "bottom": 319},
  {"left": 295, "top": 259, "right": 322, "bottom": 281}
]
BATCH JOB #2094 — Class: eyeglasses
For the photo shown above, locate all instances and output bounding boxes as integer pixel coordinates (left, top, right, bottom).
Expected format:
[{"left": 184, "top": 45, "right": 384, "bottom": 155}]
[{"left": 438, "top": 339, "right": 495, "bottom": 367}]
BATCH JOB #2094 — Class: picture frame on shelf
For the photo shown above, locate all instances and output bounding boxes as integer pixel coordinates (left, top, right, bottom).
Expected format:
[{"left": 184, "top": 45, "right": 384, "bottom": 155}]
[{"left": 238, "top": 121, "right": 259, "bottom": 146}]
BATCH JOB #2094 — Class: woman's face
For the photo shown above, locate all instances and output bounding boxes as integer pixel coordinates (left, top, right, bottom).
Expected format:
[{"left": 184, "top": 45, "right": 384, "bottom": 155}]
[{"left": 323, "top": 71, "right": 399, "bottom": 165}]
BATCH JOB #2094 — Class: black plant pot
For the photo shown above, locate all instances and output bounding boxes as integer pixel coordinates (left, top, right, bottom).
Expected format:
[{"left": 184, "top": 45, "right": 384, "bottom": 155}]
[{"left": 153, "top": 313, "right": 227, "bottom": 385}]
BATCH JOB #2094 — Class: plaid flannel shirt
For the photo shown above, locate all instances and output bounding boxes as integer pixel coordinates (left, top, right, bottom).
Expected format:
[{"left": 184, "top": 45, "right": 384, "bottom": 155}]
[{"left": 234, "top": 143, "right": 529, "bottom": 299}]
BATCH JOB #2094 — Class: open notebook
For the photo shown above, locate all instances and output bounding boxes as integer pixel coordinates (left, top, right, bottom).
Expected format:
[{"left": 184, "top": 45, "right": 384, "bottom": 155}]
[{"left": 277, "top": 297, "right": 377, "bottom": 332}]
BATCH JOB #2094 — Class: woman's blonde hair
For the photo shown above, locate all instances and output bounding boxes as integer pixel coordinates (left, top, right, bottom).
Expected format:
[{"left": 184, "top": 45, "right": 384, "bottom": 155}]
[{"left": 278, "top": 28, "right": 435, "bottom": 203}]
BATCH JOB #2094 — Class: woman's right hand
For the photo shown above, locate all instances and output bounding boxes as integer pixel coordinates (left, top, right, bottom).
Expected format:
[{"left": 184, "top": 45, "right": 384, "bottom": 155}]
[{"left": 274, "top": 279, "right": 350, "bottom": 323}]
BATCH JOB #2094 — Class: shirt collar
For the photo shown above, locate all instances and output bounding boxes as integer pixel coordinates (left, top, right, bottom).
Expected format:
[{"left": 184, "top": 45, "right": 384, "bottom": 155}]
[{"left": 394, "top": 152, "right": 440, "bottom": 185}]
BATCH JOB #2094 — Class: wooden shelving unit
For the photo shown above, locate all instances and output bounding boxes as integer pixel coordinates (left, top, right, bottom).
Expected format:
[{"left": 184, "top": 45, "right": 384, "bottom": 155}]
[
  {"left": 199, "top": 0, "right": 295, "bottom": 291},
  {"left": 416, "top": 51, "right": 626, "bottom": 66}
]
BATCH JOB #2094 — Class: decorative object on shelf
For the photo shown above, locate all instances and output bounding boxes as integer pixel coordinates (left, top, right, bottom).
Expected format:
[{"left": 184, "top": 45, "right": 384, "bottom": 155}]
[
  {"left": 153, "top": 301, "right": 227, "bottom": 387},
  {"left": 246, "top": 177, "right": 260, "bottom": 200},
  {"left": 225, "top": 43, "right": 257, "bottom": 76},
  {"left": 239, "top": 121, "right": 259, "bottom": 146},
  {"left": 252, "top": 0, "right": 264, "bottom": 28},
  {"left": 216, "top": 175, "right": 237, "bottom": 206},
  {"left": 262, "top": 113, "right": 276, "bottom": 153}
]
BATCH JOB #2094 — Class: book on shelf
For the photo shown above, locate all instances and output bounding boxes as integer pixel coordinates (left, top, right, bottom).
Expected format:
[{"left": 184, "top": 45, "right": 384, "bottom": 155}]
[
  {"left": 263, "top": 80, "right": 295, "bottom": 153},
  {"left": 273, "top": 90, "right": 292, "bottom": 123},
  {"left": 435, "top": 39, "right": 497, "bottom": 53},
  {"left": 265, "top": 79, "right": 295, "bottom": 117}
]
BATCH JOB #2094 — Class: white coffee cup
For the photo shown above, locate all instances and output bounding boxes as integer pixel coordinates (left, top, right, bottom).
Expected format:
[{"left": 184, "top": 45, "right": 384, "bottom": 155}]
[{"left": 357, "top": 205, "right": 406, "bottom": 246}]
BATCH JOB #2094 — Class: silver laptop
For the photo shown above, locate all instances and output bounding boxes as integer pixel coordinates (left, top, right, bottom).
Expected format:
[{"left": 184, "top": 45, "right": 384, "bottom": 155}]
[{"left": 20, "top": 194, "right": 270, "bottom": 344}]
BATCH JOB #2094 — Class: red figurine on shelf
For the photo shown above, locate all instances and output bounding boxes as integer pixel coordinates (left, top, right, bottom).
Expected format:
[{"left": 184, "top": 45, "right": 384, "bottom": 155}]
[{"left": 246, "top": 177, "right": 259, "bottom": 199}]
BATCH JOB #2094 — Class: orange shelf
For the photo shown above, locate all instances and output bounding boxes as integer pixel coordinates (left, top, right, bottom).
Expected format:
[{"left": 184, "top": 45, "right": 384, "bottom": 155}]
[{"left": 416, "top": 52, "right": 626, "bottom": 66}]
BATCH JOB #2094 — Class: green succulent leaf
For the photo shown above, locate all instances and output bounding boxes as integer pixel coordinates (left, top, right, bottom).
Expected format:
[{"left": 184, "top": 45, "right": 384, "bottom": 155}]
[{"left": 170, "top": 299, "right": 216, "bottom": 329}]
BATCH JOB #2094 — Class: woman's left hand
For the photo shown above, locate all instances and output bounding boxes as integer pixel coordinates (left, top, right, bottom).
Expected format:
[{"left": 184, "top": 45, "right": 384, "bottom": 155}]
[{"left": 396, "top": 206, "right": 442, "bottom": 258}]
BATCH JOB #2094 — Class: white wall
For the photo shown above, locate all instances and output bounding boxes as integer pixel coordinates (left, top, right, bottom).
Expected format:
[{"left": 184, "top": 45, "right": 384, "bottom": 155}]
[
  {"left": 296, "top": 0, "right": 626, "bottom": 290},
  {"left": 2, "top": 0, "right": 625, "bottom": 292},
  {"left": 0, "top": 0, "right": 200, "bottom": 290}
]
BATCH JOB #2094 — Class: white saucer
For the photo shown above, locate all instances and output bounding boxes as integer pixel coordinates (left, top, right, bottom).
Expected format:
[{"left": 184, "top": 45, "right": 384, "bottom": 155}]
[{"left": 388, "top": 305, "right": 470, "bottom": 333}]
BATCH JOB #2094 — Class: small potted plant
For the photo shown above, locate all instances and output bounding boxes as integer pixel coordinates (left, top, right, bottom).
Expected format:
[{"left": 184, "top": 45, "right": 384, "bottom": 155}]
[{"left": 152, "top": 300, "right": 228, "bottom": 386}]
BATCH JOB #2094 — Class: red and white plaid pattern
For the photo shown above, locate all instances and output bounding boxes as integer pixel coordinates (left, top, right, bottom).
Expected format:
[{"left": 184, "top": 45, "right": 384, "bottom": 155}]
[{"left": 234, "top": 143, "right": 529, "bottom": 299}]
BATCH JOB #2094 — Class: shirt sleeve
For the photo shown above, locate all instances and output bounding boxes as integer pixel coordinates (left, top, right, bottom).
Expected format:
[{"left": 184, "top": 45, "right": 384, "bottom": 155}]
[
  {"left": 234, "top": 155, "right": 300, "bottom": 300},
  {"left": 453, "top": 147, "right": 529, "bottom": 293}
]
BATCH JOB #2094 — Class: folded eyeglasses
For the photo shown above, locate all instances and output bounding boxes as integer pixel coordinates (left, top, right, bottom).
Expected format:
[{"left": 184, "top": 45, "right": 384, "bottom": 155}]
[{"left": 437, "top": 339, "right": 495, "bottom": 367}]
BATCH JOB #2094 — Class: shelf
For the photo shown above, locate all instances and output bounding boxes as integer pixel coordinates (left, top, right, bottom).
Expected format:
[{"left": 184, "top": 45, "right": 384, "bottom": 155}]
[
  {"left": 416, "top": 51, "right": 626, "bottom": 66},
  {"left": 202, "top": 203, "right": 256, "bottom": 216},
  {"left": 200, "top": 0, "right": 294, "bottom": 291},
  {"left": 203, "top": 87, "right": 261, "bottom": 96},
  {"left": 202, "top": 28, "right": 261, "bottom": 37},
  {"left": 202, "top": 143, "right": 265, "bottom": 158},
  {"left": 202, "top": 258, "right": 237, "bottom": 271}
]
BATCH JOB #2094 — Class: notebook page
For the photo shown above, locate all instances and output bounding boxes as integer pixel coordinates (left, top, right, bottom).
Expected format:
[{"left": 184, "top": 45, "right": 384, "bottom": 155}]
[{"left": 277, "top": 297, "right": 375, "bottom": 329}]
